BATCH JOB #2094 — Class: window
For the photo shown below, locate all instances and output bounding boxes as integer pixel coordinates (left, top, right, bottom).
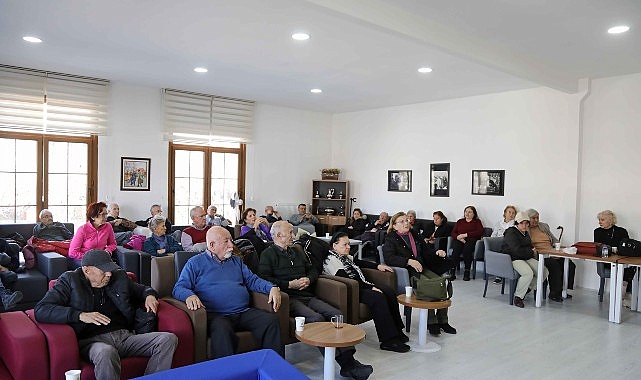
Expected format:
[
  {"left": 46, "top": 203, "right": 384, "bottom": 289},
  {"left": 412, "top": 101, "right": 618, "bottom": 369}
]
[
  {"left": 168, "top": 142, "right": 245, "bottom": 226},
  {"left": 0, "top": 132, "right": 97, "bottom": 225}
]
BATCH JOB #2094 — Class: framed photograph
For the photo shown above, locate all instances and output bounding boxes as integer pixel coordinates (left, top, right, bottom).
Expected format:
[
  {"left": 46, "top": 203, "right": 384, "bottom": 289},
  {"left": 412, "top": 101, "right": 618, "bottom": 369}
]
[
  {"left": 472, "top": 170, "right": 505, "bottom": 196},
  {"left": 430, "top": 163, "right": 450, "bottom": 197},
  {"left": 120, "top": 157, "right": 151, "bottom": 191},
  {"left": 388, "top": 170, "right": 412, "bottom": 192}
]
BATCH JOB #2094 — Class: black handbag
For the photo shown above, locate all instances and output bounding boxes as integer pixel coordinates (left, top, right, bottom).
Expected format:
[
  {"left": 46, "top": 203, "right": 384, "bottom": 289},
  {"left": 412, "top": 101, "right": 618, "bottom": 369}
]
[
  {"left": 619, "top": 238, "right": 641, "bottom": 257},
  {"left": 134, "top": 309, "right": 158, "bottom": 334}
]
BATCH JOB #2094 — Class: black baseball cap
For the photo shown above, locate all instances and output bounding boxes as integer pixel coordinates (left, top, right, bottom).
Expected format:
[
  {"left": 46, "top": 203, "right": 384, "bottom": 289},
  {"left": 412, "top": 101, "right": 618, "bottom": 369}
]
[{"left": 81, "top": 249, "right": 119, "bottom": 272}]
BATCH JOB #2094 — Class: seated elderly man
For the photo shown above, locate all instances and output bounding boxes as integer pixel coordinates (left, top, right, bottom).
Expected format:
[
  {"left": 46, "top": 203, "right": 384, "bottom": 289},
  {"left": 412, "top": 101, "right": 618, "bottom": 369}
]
[
  {"left": 360, "top": 211, "right": 390, "bottom": 244},
  {"left": 259, "top": 221, "right": 373, "bottom": 380},
  {"left": 34, "top": 249, "right": 178, "bottom": 380},
  {"left": 181, "top": 206, "right": 212, "bottom": 252},
  {"left": 261, "top": 205, "right": 282, "bottom": 226},
  {"left": 107, "top": 203, "right": 137, "bottom": 245},
  {"left": 136, "top": 204, "right": 172, "bottom": 231},
  {"left": 288, "top": 203, "right": 319, "bottom": 235},
  {"left": 172, "top": 226, "right": 283, "bottom": 359},
  {"left": 206, "top": 205, "right": 232, "bottom": 227},
  {"left": 501, "top": 212, "right": 549, "bottom": 308},
  {"left": 33, "top": 209, "right": 74, "bottom": 241}
]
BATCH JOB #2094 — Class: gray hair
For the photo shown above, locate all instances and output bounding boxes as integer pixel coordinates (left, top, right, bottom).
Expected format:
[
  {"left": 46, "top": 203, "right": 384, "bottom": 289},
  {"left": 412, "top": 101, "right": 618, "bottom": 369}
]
[
  {"left": 270, "top": 220, "right": 290, "bottom": 239},
  {"left": 407, "top": 210, "right": 417, "bottom": 218},
  {"left": 525, "top": 208, "right": 539, "bottom": 218},
  {"left": 190, "top": 206, "right": 204, "bottom": 219},
  {"left": 39, "top": 208, "right": 52, "bottom": 218},
  {"left": 597, "top": 210, "right": 617, "bottom": 225},
  {"left": 149, "top": 215, "right": 166, "bottom": 229}
]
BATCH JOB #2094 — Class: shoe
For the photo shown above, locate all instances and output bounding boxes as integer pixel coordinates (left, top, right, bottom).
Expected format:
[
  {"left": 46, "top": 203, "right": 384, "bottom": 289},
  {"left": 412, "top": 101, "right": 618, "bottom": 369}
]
[
  {"left": 463, "top": 270, "right": 470, "bottom": 281},
  {"left": 566, "top": 294, "right": 573, "bottom": 299},
  {"left": 1, "top": 290, "right": 23, "bottom": 310},
  {"left": 428, "top": 324, "right": 441, "bottom": 336},
  {"left": 493, "top": 277, "right": 502, "bottom": 285},
  {"left": 513, "top": 296, "right": 525, "bottom": 308},
  {"left": 440, "top": 323, "right": 457, "bottom": 334},
  {"left": 549, "top": 295, "right": 564, "bottom": 303},
  {"left": 340, "top": 361, "right": 373, "bottom": 380},
  {"left": 399, "top": 332, "right": 409, "bottom": 343},
  {"left": 380, "top": 340, "right": 410, "bottom": 353}
]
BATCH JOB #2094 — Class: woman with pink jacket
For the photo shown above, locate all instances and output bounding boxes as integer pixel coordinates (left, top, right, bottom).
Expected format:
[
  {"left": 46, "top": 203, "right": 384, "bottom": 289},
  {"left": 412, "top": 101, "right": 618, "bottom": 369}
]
[{"left": 68, "top": 201, "right": 117, "bottom": 268}]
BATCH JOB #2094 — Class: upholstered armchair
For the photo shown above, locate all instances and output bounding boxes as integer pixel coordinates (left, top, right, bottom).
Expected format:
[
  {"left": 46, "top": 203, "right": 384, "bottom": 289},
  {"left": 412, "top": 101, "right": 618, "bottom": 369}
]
[{"left": 0, "top": 311, "right": 49, "bottom": 380}]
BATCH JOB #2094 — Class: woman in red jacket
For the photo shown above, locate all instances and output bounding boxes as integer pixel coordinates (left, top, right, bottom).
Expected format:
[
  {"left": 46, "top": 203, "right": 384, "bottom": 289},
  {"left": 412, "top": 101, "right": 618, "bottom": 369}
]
[{"left": 450, "top": 206, "right": 484, "bottom": 281}]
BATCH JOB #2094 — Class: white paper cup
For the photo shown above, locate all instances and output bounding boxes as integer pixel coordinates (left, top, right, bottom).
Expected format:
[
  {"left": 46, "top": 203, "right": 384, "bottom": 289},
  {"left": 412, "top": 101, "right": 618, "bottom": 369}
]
[
  {"left": 65, "top": 369, "right": 81, "bottom": 380},
  {"left": 554, "top": 243, "right": 561, "bottom": 250},
  {"left": 295, "top": 316, "right": 305, "bottom": 332},
  {"left": 405, "top": 286, "right": 413, "bottom": 297},
  {"left": 613, "top": 247, "right": 618, "bottom": 254},
  {"left": 325, "top": 233, "right": 330, "bottom": 238}
]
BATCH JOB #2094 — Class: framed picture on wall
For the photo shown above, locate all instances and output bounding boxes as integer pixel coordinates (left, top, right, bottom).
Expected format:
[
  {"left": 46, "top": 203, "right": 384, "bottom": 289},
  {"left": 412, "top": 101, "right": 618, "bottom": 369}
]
[
  {"left": 472, "top": 170, "right": 505, "bottom": 196},
  {"left": 120, "top": 157, "right": 151, "bottom": 191},
  {"left": 388, "top": 170, "right": 412, "bottom": 192},
  {"left": 430, "top": 163, "right": 450, "bottom": 197}
]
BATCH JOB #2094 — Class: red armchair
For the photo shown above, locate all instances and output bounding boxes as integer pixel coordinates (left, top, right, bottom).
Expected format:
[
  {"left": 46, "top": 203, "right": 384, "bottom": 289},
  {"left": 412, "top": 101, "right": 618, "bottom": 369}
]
[
  {"left": 0, "top": 311, "right": 49, "bottom": 380},
  {"left": 26, "top": 299, "right": 194, "bottom": 380}
]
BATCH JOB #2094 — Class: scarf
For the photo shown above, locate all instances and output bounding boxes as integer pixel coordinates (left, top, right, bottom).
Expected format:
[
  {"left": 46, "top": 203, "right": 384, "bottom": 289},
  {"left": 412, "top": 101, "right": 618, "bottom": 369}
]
[
  {"left": 397, "top": 231, "right": 418, "bottom": 257},
  {"left": 326, "top": 250, "right": 373, "bottom": 286},
  {"left": 152, "top": 234, "right": 166, "bottom": 249}
]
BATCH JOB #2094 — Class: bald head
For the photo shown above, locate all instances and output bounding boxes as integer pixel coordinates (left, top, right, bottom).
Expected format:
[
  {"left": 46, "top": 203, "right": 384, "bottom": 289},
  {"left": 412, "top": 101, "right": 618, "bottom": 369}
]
[
  {"left": 270, "top": 220, "right": 294, "bottom": 249},
  {"left": 206, "top": 226, "right": 234, "bottom": 260}
]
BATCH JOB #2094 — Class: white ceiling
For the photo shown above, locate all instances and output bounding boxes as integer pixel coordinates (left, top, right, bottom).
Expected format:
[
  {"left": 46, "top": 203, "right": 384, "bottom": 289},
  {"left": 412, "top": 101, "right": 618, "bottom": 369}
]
[{"left": 1, "top": 0, "right": 639, "bottom": 113}]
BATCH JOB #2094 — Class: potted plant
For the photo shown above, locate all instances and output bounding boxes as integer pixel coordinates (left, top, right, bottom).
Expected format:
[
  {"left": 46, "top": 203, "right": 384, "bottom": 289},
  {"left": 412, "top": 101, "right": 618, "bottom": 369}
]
[{"left": 321, "top": 168, "right": 341, "bottom": 180}]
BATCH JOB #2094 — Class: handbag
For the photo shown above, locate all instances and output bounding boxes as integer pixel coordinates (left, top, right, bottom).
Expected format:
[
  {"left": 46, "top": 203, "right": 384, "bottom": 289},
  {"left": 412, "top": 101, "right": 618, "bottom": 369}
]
[
  {"left": 572, "top": 242, "right": 602, "bottom": 256},
  {"left": 619, "top": 238, "right": 641, "bottom": 257},
  {"left": 411, "top": 274, "right": 453, "bottom": 301},
  {"left": 134, "top": 308, "right": 158, "bottom": 334}
]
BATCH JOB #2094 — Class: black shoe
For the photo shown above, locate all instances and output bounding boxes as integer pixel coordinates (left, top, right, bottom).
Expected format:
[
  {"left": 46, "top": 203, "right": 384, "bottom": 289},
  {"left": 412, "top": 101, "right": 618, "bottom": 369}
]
[
  {"left": 440, "top": 323, "right": 457, "bottom": 334},
  {"left": 399, "top": 332, "right": 409, "bottom": 343},
  {"left": 463, "top": 270, "right": 470, "bottom": 281},
  {"left": 549, "top": 295, "right": 564, "bottom": 303},
  {"left": 428, "top": 324, "right": 441, "bottom": 336},
  {"left": 1, "top": 290, "right": 23, "bottom": 310},
  {"left": 380, "top": 340, "right": 410, "bottom": 353},
  {"left": 340, "top": 361, "right": 373, "bottom": 380},
  {"left": 566, "top": 294, "right": 573, "bottom": 299},
  {"left": 514, "top": 296, "right": 525, "bottom": 308},
  {"left": 493, "top": 277, "right": 502, "bottom": 284}
]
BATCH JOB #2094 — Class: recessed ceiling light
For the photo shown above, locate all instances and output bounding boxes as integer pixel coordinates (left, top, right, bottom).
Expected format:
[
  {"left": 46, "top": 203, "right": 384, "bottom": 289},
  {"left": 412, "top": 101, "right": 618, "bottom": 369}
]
[
  {"left": 608, "top": 25, "right": 630, "bottom": 34},
  {"left": 23, "top": 36, "right": 42, "bottom": 43},
  {"left": 418, "top": 67, "right": 433, "bottom": 73},
  {"left": 310, "top": 88, "right": 322, "bottom": 94},
  {"left": 193, "top": 67, "right": 208, "bottom": 73},
  {"left": 292, "top": 33, "right": 310, "bottom": 41}
]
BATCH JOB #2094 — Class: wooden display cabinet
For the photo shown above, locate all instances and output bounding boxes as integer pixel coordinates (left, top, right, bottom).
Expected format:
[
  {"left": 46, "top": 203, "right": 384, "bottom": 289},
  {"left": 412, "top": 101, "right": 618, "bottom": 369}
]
[{"left": 312, "top": 180, "right": 348, "bottom": 231}]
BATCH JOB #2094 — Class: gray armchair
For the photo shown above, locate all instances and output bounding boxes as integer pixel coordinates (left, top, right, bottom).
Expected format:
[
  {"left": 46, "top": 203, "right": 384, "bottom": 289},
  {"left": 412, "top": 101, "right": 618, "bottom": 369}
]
[
  {"left": 447, "top": 227, "right": 493, "bottom": 279},
  {"left": 483, "top": 237, "right": 519, "bottom": 305},
  {"left": 377, "top": 245, "right": 413, "bottom": 332}
]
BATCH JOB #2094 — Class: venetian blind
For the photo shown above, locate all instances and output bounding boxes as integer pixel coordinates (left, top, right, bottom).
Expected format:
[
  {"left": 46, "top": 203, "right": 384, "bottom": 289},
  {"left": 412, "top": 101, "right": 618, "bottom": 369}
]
[
  {"left": 162, "top": 88, "right": 254, "bottom": 144},
  {"left": 0, "top": 65, "right": 110, "bottom": 136}
]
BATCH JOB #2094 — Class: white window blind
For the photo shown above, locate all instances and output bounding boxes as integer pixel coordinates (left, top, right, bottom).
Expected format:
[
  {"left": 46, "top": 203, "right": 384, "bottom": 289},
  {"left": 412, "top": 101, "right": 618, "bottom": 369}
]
[
  {"left": 0, "top": 65, "right": 109, "bottom": 136},
  {"left": 163, "top": 88, "right": 254, "bottom": 144}
]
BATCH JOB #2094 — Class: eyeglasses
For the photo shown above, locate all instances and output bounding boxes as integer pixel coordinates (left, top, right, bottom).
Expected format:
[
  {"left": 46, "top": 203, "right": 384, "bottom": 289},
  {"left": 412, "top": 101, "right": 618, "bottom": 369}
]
[{"left": 395, "top": 219, "right": 409, "bottom": 224}]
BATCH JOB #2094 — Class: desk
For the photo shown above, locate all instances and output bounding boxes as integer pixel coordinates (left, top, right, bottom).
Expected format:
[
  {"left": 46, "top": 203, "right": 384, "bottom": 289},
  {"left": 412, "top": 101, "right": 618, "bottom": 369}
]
[
  {"left": 296, "top": 322, "right": 365, "bottom": 380},
  {"left": 536, "top": 249, "right": 622, "bottom": 323},
  {"left": 396, "top": 295, "right": 451, "bottom": 353},
  {"left": 318, "top": 236, "right": 364, "bottom": 259}
]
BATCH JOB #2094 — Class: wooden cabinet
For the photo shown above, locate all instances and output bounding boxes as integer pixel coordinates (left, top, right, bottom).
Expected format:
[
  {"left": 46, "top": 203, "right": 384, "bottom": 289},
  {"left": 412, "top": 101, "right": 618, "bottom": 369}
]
[{"left": 312, "top": 180, "right": 348, "bottom": 230}]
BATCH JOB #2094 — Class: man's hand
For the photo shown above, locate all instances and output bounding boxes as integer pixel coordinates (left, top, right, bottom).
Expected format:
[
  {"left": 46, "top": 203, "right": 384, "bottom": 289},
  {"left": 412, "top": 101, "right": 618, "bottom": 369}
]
[
  {"left": 185, "top": 294, "right": 203, "bottom": 310},
  {"left": 289, "top": 277, "right": 310, "bottom": 290},
  {"left": 268, "top": 287, "right": 281, "bottom": 311},
  {"left": 79, "top": 312, "right": 111, "bottom": 325},
  {"left": 377, "top": 264, "right": 393, "bottom": 272},
  {"left": 299, "top": 277, "right": 310, "bottom": 290},
  {"left": 114, "top": 219, "right": 121, "bottom": 226},
  {"left": 145, "top": 295, "right": 159, "bottom": 314},
  {"left": 407, "top": 259, "right": 423, "bottom": 273}
]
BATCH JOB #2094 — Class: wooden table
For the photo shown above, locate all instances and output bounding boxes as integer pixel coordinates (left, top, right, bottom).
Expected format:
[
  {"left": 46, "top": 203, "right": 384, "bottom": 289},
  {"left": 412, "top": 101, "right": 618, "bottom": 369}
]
[
  {"left": 295, "top": 322, "right": 366, "bottom": 380},
  {"left": 536, "top": 249, "right": 623, "bottom": 322},
  {"left": 396, "top": 295, "right": 451, "bottom": 353}
]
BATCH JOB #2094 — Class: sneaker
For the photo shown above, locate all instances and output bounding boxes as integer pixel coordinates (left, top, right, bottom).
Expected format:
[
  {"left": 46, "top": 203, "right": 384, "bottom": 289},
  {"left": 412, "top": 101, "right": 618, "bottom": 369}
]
[
  {"left": 1, "top": 290, "right": 23, "bottom": 310},
  {"left": 340, "top": 361, "right": 373, "bottom": 380},
  {"left": 493, "top": 277, "right": 502, "bottom": 285},
  {"left": 440, "top": 323, "right": 457, "bottom": 334},
  {"left": 513, "top": 296, "right": 525, "bottom": 308},
  {"left": 428, "top": 324, "right": 441, "bottom": 336}
]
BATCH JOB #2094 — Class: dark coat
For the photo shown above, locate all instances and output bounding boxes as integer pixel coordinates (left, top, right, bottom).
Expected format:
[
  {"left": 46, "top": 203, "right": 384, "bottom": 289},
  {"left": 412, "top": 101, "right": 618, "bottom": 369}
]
[
  {"left": 382, "top": 230, "right": 452, "bottom": 276},
  {"left": 502, "top": 226, "right": 535, "bottom": 261}
]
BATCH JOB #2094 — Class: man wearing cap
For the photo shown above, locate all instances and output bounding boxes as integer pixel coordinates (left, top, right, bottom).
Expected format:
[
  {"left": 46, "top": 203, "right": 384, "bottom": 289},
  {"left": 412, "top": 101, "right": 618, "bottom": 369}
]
[
  {"left": 172, "top": 226, "right": 284, "bottom": 359},
  {"left": 34, "top": 249, "right": 178, "bottom": 379},
  {"left": 501, "top": 212, "right": 549, "bottom": 308}
]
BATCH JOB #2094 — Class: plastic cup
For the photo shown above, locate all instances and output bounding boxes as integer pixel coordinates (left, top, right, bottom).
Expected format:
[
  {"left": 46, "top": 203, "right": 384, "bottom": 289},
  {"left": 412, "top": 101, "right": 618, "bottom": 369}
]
[
  {"left": 325, "top": 233, "right": 330, "bottom": 238},
  {"left": 295, "top": 316, "right": 305, "bottom": 332},
  {"left": 331, "top": 314, "right": 344, "bottom": 328},
  {"left": 405, "top": 286, "right": 413, "bottom": 297},
  {"left": 554, "top": 243, "right": 561, "bottom": 250},
  {"left": 65, "top": 370, "right": 81, "bottom": 380}
]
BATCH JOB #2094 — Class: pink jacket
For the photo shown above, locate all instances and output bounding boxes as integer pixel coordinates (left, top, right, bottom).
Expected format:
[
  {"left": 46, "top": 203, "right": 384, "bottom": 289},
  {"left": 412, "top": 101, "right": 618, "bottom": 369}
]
[{"left": 68, "top": 221, "right": 117, "bottom": 260}]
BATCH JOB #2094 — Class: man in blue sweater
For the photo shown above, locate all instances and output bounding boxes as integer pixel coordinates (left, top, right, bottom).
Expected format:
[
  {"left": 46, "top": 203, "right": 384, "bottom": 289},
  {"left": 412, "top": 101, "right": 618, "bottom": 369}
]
[{"left": 172, "top": 226, "right": 283, "bottom": 358}]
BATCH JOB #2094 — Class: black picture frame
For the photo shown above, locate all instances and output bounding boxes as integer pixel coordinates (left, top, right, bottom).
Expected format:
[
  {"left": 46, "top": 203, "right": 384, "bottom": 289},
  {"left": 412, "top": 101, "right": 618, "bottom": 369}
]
[
  {"left": 120, "top": 157, "right": 151, "bottom": 191},
  {"left": 430, "top": 163, "right": 450, "bottom": 197},
  {"left": 388, "top": 170, "right": 412, "bottom": 192},
  {"left": 472, "top": 170, "right": 505, "bottom": 196}
]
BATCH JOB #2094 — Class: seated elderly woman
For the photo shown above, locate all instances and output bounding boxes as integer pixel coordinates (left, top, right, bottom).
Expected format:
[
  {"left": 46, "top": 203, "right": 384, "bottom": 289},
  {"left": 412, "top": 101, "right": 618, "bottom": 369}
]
[
  {"left": 240, "top": 208, "right": 272, "bottom": 241},
  {"left": 594, "top": 209, "right": 635, "bottom": 296},
  {"left": 33, "top": 209, "right": 73, "bottom": 241},
  {"left": 406, "top": 210, "right": 423, "bottom": 234},
  {"left": 421, "top": 210, "right": 452, "bottom": 250},
  {"left": 501, "top": 212, "right": 549, "bottom": 308},
  {"left": 450, "top": 206, "right": 485, "bottom": 281},
  {"left": 325, "top": 232, "right": 409, "bottom": 353},
  {"left": 68, "top": 202, "right": 117, "bottom": 268},
  {"left": 343, "top": 208, "right": 368, "bottom": 239},
  {"left": 383, "top": 212, "right": 457, "bottom": 337},
  {"left": 143, "top": 215, "right": 183, "bottom": 257}
]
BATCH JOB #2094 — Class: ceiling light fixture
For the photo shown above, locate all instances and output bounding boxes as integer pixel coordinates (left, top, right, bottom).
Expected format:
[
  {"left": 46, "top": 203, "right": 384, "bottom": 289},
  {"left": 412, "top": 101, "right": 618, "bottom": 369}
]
[
  {"left": 418, "top": 67, "right": 433, "bottom": 73},
  {"left": 292, "top": 33, "right": 310, "bottom": 41},
  {"left": 23, "top": 36, "right": 42, "bottom": 43},
  {"left": 608, "top": 25, "right": 630, "bottom": 34},
  {"left": 310, "top": 88, "right": 322, "bottom": 94},
  {"left": 193, "top": 67, "right": 208, "bottom": 73}
]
